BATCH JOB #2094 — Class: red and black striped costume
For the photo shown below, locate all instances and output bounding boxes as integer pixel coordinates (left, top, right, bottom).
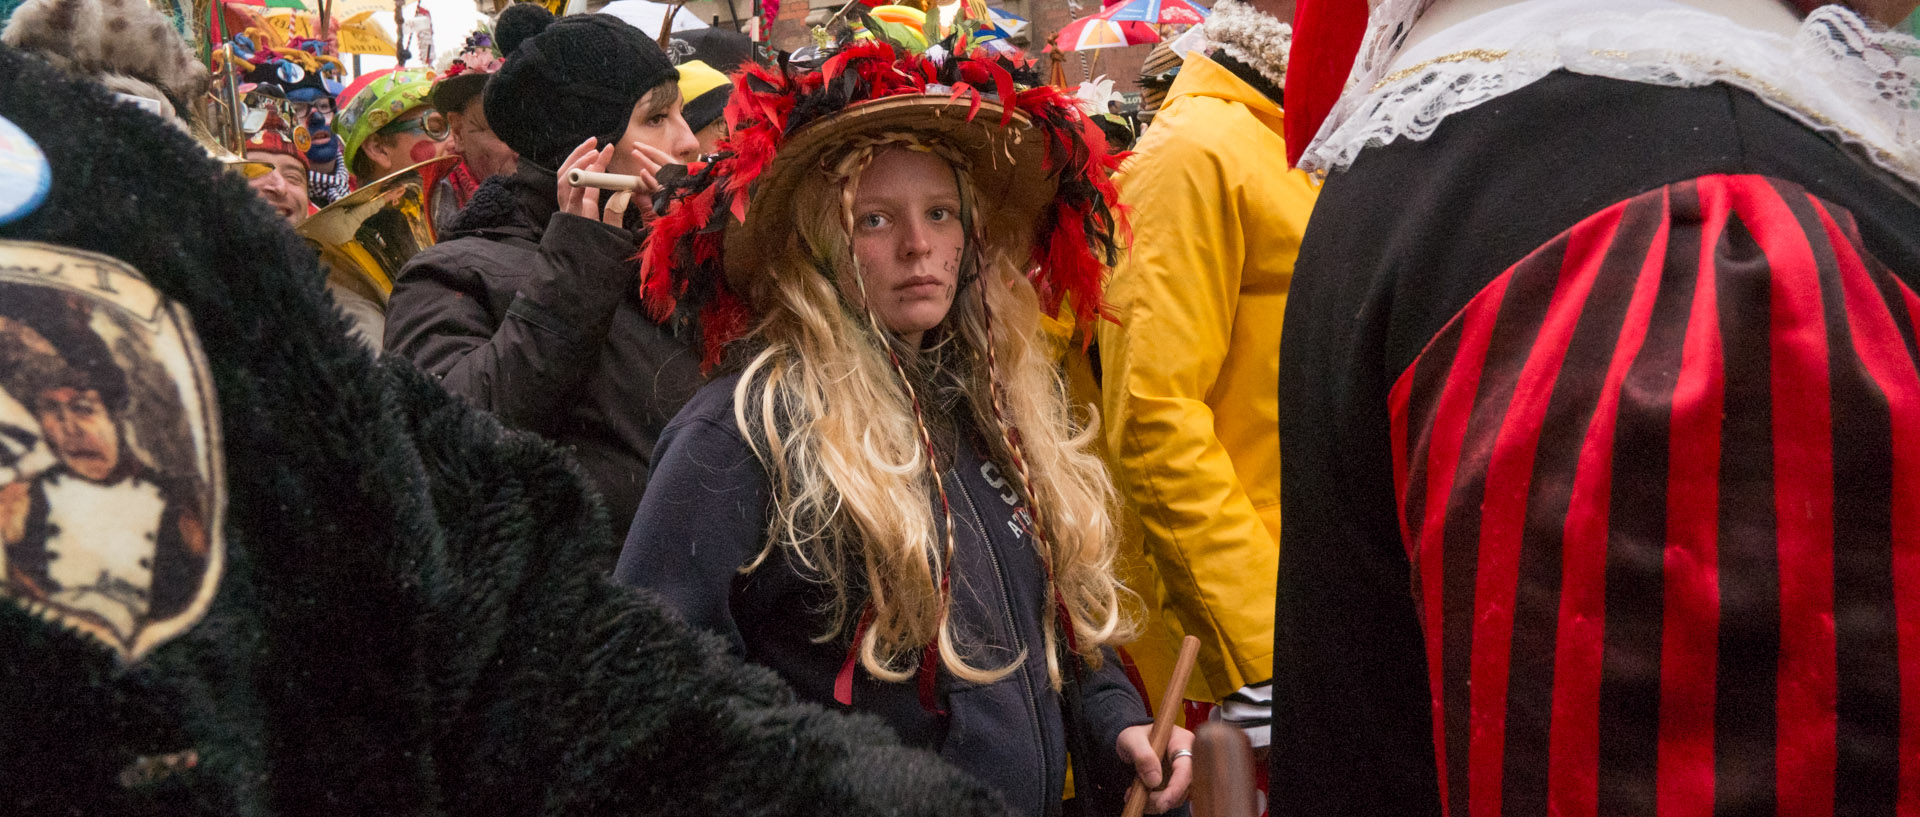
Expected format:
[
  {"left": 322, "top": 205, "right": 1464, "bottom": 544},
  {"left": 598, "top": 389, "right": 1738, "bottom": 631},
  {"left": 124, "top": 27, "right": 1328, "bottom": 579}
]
[{"left": 1272, "top": 72, "right": 1920, "bottom": 817}]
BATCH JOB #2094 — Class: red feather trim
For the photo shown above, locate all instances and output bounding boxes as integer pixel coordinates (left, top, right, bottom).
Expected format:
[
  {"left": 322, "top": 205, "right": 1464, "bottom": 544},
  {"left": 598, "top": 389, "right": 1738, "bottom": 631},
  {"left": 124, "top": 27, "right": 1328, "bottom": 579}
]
[
  {"left": 946, "top": 82, "right": 983, "bottom": 121},
  {"left": 638, "top": 186, "right": 716, "bottom": 320},
  {"left": 986, "top": 60, "right": 1016, "bottom": 125},
  {"left": 823, "top": 49, "right": 854, "bottom": 84},
  {"left": 957, "top": 61, "right": 987, "bottom": 88}
]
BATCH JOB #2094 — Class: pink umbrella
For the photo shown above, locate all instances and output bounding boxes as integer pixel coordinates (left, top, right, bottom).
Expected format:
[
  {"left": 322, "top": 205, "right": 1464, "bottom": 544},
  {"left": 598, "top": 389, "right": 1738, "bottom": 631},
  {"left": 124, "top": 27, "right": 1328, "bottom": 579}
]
[{"left": 1052, "top": 9, "right": 1161, "bottom": 51}]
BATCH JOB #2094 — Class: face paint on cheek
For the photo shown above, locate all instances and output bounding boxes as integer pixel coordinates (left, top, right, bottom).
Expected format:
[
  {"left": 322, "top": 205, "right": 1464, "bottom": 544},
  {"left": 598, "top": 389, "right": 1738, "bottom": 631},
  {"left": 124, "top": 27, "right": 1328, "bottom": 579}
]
[{"left": 409, "top": 139, "right": 440, "bottom": 164}]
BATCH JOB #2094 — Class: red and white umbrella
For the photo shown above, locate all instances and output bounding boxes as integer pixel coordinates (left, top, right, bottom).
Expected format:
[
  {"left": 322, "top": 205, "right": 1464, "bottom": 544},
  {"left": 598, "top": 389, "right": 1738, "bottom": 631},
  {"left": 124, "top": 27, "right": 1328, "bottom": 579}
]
[
  {"left": 1053, "top": 9, "right": 1160, "bottom": 51},
  {"left": 1100, "top": 0, "right": 1209, "bottom": 26}
]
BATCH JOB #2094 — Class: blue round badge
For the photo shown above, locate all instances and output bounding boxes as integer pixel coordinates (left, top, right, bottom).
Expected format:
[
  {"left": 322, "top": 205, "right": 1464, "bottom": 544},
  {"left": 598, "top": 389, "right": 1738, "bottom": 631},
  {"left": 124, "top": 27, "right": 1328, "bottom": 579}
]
[{"left": 0, "top": 115, "right": 51, "bottom": 227}]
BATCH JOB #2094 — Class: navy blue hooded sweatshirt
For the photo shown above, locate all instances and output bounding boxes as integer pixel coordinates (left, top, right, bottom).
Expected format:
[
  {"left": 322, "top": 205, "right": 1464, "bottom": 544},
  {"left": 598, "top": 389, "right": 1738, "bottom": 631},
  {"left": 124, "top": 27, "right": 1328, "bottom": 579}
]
[{"left": 617, "top": 373, "right": 1153, "bottom": 817}]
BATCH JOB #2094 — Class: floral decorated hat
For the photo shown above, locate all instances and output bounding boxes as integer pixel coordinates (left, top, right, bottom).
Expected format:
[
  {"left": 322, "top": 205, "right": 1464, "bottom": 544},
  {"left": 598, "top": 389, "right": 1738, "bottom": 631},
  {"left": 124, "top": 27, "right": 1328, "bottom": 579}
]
[
  {"left": 430, "top": 28, "right": 505, "bottom": 116},
  {"left": 640, "top": 40, "right": 1128, "bottom": 368}
]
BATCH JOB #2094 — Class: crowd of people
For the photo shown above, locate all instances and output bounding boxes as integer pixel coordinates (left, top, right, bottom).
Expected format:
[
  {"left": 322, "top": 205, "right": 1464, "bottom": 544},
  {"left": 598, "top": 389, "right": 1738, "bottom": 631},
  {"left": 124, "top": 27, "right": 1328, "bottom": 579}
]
[{"left": 2, "top": 0, "right": 1919, "bottom": 813}]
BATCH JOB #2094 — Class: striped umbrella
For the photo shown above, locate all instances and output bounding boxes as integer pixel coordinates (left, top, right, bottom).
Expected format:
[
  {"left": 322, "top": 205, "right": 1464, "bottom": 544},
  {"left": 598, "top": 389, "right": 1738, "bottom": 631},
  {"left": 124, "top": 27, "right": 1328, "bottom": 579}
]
[
  {"left": 1101, "top": 0, "right": 1208, "bottom": 26},
  {"left": 1053, "top": 8, "right": 1159, "bottom": 51}
]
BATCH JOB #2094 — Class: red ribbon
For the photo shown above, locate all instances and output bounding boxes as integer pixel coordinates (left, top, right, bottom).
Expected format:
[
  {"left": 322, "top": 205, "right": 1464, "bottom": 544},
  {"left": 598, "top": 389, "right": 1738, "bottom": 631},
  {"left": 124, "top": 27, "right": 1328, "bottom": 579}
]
[
  {"left": 833, "top": 608, "right": 948, "bottom": 716},
  {"left": 834, "top": 607, "right": 876, "bottom": 707},
  {"left": 918, "top": 645, "right": 945, "bottom": 715}
]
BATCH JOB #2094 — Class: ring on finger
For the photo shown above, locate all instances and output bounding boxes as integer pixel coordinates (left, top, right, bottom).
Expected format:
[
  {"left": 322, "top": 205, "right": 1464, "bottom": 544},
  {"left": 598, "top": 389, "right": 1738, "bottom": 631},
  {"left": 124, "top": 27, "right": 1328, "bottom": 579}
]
[{"left": 1170, "top": 749, "right": 1194, "bottom": 762}]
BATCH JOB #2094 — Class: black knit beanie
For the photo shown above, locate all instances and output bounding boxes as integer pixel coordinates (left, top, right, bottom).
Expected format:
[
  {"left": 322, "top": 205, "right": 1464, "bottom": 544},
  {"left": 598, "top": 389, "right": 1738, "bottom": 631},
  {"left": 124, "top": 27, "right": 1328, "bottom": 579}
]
[{"left": 485, "top": 4, "right": 679, "bottom": 168}]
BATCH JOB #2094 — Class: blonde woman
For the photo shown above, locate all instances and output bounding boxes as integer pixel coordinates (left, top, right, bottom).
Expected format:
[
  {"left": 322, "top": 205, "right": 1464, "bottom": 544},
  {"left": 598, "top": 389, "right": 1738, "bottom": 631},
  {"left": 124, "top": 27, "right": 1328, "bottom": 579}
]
[{"left": 615, "top": 43, "right": 1193, "bottom": 817}]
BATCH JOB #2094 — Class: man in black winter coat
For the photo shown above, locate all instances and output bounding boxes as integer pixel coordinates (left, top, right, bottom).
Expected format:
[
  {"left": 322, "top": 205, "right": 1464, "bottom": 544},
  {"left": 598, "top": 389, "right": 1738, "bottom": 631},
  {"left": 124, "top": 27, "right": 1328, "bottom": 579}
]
[
  {"left": 0, "top": 40, "right": 1008, "bottom": 817},
  {"left": 385, "top": 5, "right": 705, "bottom": 557}
]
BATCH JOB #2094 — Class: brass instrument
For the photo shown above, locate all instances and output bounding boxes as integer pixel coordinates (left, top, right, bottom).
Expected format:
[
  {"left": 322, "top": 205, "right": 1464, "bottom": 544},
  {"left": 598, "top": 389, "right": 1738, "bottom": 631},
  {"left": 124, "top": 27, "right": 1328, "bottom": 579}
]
[
  {"left": 175, "top": 41, "right": 274, "bottom": 178},
  {"left": 189, "top": 107, "right": 274, "bottom": 179},
  {"left": 196, "top": 124, "right": 277, "bottom": 180},
  {"left": 295, "top": 155, "right": 458, "bottom": 309}
]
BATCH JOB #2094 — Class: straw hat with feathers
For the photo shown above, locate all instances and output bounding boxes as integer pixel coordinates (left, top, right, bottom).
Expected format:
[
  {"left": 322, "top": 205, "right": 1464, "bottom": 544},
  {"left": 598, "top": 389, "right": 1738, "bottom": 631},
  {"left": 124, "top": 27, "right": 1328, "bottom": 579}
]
[{"left": 641, "top": 39, "right": 1128, "bottom": 370}]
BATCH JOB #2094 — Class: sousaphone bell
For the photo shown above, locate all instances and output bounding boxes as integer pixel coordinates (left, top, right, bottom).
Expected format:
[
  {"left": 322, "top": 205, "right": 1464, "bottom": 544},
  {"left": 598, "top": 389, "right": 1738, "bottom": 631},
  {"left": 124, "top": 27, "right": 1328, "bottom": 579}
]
[{"left": 295, "top": 155, "right": 459, "bottom": 310}]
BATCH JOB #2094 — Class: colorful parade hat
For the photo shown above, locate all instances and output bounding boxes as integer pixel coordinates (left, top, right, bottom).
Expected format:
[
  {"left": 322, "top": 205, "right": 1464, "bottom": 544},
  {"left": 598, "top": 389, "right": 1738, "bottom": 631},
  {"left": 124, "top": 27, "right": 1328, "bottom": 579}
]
[
  {"left": 430, "top": 28, "right": 505, "bottom": 115},
  {"left": 641, "top": 40, "right": 1127, "bottom": 368},
  {"left": 243, "top": 109, "right": 309, "bottom": 169},
  {"left": 335, "top": 67, "right": 437, "bottom": 173},
  {"left": 851, "top": 4, "right": 933, "bottom": 50},
  {"left": 242, "top": 52, "right": 333, "bottom": 101}
]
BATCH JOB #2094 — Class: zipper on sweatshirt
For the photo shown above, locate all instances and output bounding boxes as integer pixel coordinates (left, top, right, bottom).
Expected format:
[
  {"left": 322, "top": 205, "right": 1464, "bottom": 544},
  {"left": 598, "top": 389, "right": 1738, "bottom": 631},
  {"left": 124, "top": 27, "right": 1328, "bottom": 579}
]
[{"left": 951, "top": 465, "right": 1049, "bottom": 810}]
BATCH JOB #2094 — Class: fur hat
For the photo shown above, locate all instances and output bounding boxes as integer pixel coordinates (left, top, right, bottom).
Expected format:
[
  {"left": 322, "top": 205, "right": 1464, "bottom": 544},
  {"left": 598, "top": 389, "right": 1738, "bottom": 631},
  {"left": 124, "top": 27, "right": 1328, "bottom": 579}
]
[
  {"left": 1, "top": 0, "right": 210, "bottom": 113},
  {"left": 484, "top": 4, "right": 678, "bottom": 168},
  {"left": 641, "top": 40, "right": 1127, "bottom": 369},
  {"left": 1202, "top": 0, "right": 1292, "bottom": 92}
]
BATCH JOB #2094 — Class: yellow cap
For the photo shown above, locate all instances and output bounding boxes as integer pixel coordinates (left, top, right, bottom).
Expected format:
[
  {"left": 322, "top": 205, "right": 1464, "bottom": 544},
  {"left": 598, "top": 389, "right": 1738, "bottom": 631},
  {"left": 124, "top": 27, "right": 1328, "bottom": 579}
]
[{"left": 676, "top": 60, "right": 730, "bottom": 107}]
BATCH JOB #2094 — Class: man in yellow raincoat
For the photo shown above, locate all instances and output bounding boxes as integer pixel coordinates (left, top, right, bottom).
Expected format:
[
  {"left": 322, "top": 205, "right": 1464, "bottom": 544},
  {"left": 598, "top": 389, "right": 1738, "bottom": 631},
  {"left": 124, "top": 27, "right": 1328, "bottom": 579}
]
[{"left": 1097, "top": 0, "right": 1317, "bottom": 772}]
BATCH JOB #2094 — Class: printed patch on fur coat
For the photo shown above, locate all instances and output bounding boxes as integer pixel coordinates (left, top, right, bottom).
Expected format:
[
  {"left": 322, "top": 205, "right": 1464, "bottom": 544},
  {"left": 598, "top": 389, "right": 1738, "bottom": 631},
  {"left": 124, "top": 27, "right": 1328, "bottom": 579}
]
[{"left": 0, "top": 240, "right": 223, "bottom": 661}]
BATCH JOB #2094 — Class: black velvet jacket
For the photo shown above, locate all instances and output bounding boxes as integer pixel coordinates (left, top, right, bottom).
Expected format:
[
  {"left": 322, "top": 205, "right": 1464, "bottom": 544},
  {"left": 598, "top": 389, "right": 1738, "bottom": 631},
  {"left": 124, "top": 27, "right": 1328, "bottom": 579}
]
[{"left": 1275, "top": 71, "right": 1920, "bottom": 817}]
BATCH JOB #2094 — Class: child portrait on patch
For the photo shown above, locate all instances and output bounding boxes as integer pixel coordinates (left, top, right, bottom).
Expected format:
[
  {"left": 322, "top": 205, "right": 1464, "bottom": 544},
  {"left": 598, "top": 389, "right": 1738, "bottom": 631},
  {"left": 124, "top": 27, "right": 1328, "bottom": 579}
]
[{"left": 0, "top": 270, "right": 218, "bottom": 659}]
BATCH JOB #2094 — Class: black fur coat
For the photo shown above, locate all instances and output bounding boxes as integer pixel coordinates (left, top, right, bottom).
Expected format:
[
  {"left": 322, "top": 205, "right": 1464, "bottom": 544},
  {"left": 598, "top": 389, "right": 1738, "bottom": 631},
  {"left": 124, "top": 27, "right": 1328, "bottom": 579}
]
[{"left": 0, "top": 43, "right": 1006, "bottom": 817}]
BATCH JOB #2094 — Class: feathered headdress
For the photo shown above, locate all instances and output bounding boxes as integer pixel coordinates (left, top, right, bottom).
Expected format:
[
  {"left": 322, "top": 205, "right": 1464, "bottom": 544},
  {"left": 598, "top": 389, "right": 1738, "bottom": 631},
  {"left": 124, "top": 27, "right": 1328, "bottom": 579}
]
[{"left": 640, "top": 39, "right": 1128, "bottom": 369}]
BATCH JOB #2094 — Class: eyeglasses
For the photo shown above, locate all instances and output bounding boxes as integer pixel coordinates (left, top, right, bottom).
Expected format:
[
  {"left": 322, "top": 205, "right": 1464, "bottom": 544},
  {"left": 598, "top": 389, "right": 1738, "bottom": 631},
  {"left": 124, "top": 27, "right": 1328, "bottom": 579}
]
[
  {"left": 379, "top": 110, "right": 451, "bottom": 141},
  {"left": 288, "top": 98, "right": 336, "bottom": 118}
]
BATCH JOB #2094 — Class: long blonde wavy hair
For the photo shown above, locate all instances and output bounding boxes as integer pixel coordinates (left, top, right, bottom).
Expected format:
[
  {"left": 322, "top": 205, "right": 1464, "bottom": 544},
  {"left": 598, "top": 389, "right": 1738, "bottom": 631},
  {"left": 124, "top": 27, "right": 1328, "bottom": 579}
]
[{"left": 730, "top": 138, "right": 1132, "bottom": 689}]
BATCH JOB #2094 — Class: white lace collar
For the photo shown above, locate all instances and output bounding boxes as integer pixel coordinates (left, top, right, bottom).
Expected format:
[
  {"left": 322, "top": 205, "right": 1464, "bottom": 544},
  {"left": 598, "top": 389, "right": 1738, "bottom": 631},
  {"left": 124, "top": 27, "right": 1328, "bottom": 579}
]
[{"left": 1299, "top": 0, "right": 1920, "bottom": 190}]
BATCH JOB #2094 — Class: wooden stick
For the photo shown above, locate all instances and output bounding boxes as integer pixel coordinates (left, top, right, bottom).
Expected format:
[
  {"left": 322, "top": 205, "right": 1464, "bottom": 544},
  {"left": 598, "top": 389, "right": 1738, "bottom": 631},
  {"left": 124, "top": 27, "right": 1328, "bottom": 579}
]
[
  {"left": 567, "top": 169, "right": 647, "bottom": 191},
  {"left": 1189, "top": 722, "right": 1257, "bottom": 817},
  {"left": 1123, "top": 634, "right": 1201, "bottom": 817}
]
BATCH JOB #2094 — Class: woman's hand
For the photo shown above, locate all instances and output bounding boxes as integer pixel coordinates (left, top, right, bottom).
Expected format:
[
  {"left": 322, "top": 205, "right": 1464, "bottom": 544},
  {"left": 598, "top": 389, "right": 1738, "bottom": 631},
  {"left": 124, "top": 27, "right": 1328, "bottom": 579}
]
[
  {"left": 1116, "top": 722, "right": 1195, "bottom": 814},
  {"left": 556, "top": 138, "right": 623, "bottom": 227},
  {"left": 617, "top": 140, "right": 680, "bottom": 194}
]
